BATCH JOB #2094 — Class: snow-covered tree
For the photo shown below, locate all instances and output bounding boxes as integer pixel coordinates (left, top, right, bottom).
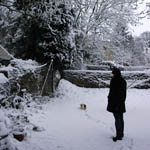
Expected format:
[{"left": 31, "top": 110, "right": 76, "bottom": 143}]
[
  {"left": 69, "top": 0, "right": 144, "bottom": 64},
  {"left": 0, "top": 0, "right": 146, "bottom": 67},
  {"left": 133, "top": 36, "right": 150, "bottom": 65},
  {"left": 10, "top": 0, "right": 77, "bottom": 66},
  {"left": 146, "top": 2, "right": 150, "bottom": 17},
  {"left": 70, "top": 0, "right": 141, "bottom": 37},
  {"left": 140, "top": 31, "right": 150, "bottom": 49},
  {"left": 109, "top": 19, "right": 134, "bottom": 64},
  {"left": 0, "top": 0, "right": 17, "bottom": 50}
]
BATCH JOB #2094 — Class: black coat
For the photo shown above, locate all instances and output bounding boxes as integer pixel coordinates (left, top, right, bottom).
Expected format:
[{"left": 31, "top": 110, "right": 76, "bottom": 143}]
[{"left": 107, "top": 74, "right": 127, "bottom": 113}]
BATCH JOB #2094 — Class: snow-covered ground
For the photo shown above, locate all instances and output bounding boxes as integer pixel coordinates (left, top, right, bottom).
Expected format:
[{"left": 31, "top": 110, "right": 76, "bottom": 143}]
[
  {"left": 3, "top": 79, "right": 150, "bottom": 150},
  {"left": 12, "top": 79, "right": 150, "bottom": 150}
]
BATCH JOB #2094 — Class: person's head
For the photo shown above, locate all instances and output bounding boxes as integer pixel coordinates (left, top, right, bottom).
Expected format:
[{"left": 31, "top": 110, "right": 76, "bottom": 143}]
[{"left": 112, "top": 67, "right": 121, "bottom": 76}]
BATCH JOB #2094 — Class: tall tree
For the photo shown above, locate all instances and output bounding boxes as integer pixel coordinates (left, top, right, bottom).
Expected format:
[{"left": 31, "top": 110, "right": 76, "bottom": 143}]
[
  {"left": 0, "top": 0, "right": 146, "bottom": 66},
  {"left": 110, "top": 19, "right": 135, "bottom": 64},
  {"left": 11, "top": 0, "right": 77, "bottom": 65},
  {"left": 68, "top": 0, "right": 144, "bottom": 64},
  {"left": 140, "top": 31, "right": 150, "bottom": 48}
]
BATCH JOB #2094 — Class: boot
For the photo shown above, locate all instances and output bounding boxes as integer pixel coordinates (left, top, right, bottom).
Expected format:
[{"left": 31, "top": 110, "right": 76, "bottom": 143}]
[{"left": 112, "top": 136, "right": 122, "bottom": 142}]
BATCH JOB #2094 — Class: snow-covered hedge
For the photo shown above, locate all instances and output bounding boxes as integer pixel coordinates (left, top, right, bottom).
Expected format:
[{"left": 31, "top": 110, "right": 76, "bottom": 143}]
[
  {"left": 132, "top": 78, "right": 150, "bottom": 89},
  {"left": 63, "top": 70, "right": 150, "bottom": 88},
  {"left": 122, "top": 71, "right": 150, "bottom": 80},
  {"left": 63, "top": 70, "right": 110, "bottom": 88},
  {"left": 124, "top": 66, "right": 150, "bottom": 71},
  {"left": 85, "top": 61, "right": 150, "bottom": 72},
  {"left": 85, "top": 65, "right": 110, "bottom": 71},
  {"left": 85, "top": 61, "right": 125, "bottom": 71}
]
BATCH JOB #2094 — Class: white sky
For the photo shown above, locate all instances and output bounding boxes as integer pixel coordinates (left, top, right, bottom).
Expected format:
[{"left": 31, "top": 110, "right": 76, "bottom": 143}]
[
  {"left": 131, "top": 0, "right": 150, "bottom": 36},
  {"left": 131, "top": 17, "right": 150, "bottom": 36}
]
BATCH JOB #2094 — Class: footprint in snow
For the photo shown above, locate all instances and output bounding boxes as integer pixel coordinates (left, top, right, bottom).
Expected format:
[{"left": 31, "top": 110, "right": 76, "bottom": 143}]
[{"left": 113, "top": 137, "right": 134, "bottom": 150}]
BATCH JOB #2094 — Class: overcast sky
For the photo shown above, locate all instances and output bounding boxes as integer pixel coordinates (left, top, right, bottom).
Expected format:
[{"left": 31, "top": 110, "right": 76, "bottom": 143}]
[
  {"left": 132, "top": 17, "right": 150, "bottom": 36},
  {"left": 131, "top": 0, "right": 150, "bottom": 36}
]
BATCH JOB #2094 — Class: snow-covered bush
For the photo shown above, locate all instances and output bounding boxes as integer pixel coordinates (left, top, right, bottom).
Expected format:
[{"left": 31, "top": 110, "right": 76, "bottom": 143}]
[
  {"left": 0, "top": 109, "right": 19, "bottom": 150},
  {"left": 0, "top": 59, "right": 39, "bottom": 107},
  {"left": 98, "top": 61, "right": 125, "bottom": 70},
  {"left": 0, "top": 73, "right": 9, "bottom": 95},
  {"left": 10, "top": 0, "right": 78, "bottom": 68},
  {"left": 85, "top": 61, "right": 125, "bottom": 71}
]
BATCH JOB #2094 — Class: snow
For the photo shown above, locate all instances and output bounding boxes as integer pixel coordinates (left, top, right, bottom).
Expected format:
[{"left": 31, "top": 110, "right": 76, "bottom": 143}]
[
  {"left": 0, "top": 58, "right": 41, "bottom": 80},
  {"left": 10, "top": 59, "right": 40, "bottom": 72},
  {"left": 6, "top": 79, "right": 149, "bottom": 150},
  {"left": 0, "top": 73, "right": 8, "bottom": 83}
]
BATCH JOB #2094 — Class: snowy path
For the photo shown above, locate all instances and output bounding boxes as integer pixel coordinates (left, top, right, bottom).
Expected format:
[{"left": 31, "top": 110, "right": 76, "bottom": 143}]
[{"left": 17, "top": 80, "right": 150, "bottom": 150}]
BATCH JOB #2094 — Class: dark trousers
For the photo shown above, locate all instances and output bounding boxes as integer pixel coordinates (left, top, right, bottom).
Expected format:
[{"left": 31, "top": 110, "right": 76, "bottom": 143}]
[{"left": 113, "top": 113, "right": 124, "bottom": 138}]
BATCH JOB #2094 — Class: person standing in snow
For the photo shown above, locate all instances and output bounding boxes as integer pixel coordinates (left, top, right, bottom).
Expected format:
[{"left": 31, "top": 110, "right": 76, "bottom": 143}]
[{"left": 107, "top": 67, "right": 127, "bottom": 142}]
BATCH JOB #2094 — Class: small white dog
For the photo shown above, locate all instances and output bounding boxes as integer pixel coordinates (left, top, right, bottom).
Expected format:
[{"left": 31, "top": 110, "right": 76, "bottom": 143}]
[{"left": 80, "top": 104, "right": 87, "bottom": 110}]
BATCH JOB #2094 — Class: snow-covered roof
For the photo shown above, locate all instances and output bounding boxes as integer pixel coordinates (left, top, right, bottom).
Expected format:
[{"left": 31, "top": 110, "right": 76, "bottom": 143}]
[{"left": 0, "top": 45, "right": 13, "bottom": 60}]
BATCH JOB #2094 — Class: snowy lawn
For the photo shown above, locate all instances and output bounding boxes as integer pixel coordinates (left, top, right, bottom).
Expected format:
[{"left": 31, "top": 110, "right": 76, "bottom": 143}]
[{"left": 16, "top": 79, "right": 150, "bottom": 150}]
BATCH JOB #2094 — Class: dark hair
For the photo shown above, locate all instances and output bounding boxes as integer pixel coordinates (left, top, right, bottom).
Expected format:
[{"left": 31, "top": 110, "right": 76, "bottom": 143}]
[{"left": 112, "top": 67, "right": 121, "bottom": 76}]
